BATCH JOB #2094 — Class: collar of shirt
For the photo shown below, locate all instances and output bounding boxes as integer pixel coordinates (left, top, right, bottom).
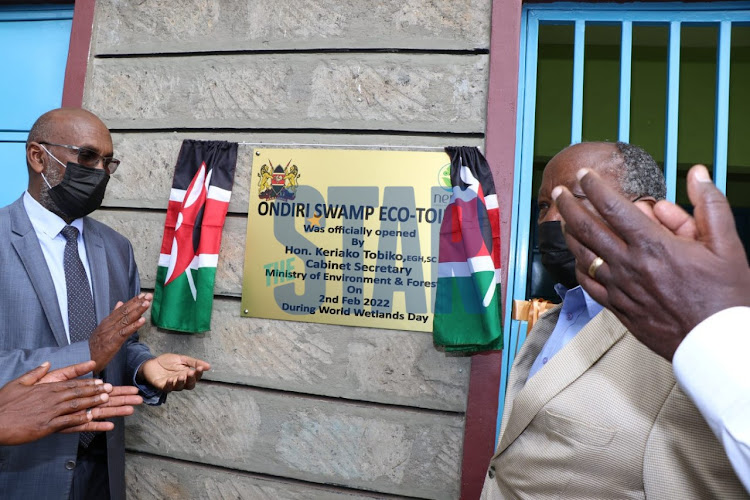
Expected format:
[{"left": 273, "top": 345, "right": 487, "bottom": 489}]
[
  {"left": 527, "top": 284, "right": 604, "bottom": 380},
  {"left": 23, "top": 191, "right": 85, "bottom": 240},
  {"left": 554, "top": 283, "right": 604, "bottom": 319}
]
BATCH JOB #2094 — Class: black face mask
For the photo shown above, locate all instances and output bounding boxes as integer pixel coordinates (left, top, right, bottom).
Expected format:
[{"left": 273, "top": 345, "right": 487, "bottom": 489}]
[
  {"left": 45, "top": 162, "right": 109, "bottom": 220},
  {"left": 538, "top": 220, "right": 578, "bottom": 289}
]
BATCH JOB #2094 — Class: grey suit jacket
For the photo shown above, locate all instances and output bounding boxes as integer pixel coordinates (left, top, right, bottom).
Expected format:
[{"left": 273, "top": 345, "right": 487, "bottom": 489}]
[
  {"left": 0, "top": 197, "right": 154, "bottom": 500},
  {"left": 481, "top": 305, "right": 747, "bottom": 499}
]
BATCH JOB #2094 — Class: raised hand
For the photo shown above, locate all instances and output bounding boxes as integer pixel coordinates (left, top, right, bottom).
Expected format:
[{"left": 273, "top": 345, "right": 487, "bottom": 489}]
[
  {"left": 553, "top": 165, "right": 750, "bottom": 360},
  {"left": 0, "top": 362, "right": 110, "bottom": 445},
  {"left": 89, "top": 293, "right": 152, "bottom": 372},
  {"left": 137, "top": 353, "right": 211, "bottom": 393},
  {"left": 34, "top": 359, "right": 144, "bottom": 435},
  {"left": 61, "top": 385, "right": 143, "bottom": 433},
  {"left": 39, "top": 359, "right": 100, "bottom": 383}
]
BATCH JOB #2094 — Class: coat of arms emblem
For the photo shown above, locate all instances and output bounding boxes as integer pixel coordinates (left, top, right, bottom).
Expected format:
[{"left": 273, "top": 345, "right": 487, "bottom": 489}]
[{"left": 258, "top": 159, "right": 300, "bottom": 200}]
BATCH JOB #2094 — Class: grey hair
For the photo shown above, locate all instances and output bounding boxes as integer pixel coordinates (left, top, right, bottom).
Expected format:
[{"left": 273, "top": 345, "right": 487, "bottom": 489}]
[{"left": 613, "top": 141, "right": 666, "bottom": 200}]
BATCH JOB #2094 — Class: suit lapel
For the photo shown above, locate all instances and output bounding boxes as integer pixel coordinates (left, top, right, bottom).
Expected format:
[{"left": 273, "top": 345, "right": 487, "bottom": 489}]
[
  {"left": 9, "top": 199, "right": 68, "bottom": 347},
  {"left": 499, "top": 305, "right": 561, "bottom": 438},
  {"left": 83, "top": 218, "right": 110, "bottom": 323},
  {"left": 496, "top": 308, "right": 627, "bottom": 454}
]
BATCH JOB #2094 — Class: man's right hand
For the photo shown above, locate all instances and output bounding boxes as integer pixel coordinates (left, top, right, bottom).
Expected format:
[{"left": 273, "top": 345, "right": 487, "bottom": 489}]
[
  {"left": 39, "top": 361, "right": 144, "bottom": 433},
  {"left": 0, "top": 361, "right": 143, "bottom": 445},
  {"left": 553, "top": 165, "right": 750, "bottom": 360},
  {"left": 89, "top": 293, "right": 152, "bottom": 373}
]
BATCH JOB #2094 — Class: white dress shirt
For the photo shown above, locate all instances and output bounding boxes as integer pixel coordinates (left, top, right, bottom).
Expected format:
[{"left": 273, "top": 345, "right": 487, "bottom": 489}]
[
  {"left": 673, "top": 306, "right": 750, "bottom": 493},
  {"left": 23, "top": 191, "right": 91, "bottom": 344}
]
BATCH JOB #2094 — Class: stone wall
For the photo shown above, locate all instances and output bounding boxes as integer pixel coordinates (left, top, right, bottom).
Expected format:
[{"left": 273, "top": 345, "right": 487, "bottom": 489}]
[{"left": 84, "top": 1, "right": 491, "bottom": 498}]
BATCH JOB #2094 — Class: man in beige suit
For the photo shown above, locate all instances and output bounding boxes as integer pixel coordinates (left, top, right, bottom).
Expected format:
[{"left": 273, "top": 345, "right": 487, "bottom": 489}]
[{"left": 481, "top": 142, "right": 747, "bottom": 499}]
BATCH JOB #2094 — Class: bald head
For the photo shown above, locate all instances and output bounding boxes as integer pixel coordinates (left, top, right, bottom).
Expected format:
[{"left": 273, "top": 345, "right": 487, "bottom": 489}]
[
  {"left": 549, "top": 142, "right": 621, "bottom": 181},
  {"left": 548, "top": 142, "right": 665, "bottom": 199},
  {"left": 537, "top": 141, "right": 665, "bottom": 224},
  {"left": 27, "top": 108, "right": 111, "bottom": 155},
  {"left": 26, "top": 107, "right": 113, "bottom": 172}
]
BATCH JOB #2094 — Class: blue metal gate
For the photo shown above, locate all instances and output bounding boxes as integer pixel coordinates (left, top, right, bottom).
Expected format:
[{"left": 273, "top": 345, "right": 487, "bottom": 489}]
[{"left": 499, "top": 1, "right": 750, "bottom": 442}]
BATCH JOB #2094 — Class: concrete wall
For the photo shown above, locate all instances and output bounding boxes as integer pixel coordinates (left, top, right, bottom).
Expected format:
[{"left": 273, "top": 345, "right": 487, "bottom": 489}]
[{"left": 84, "top": 1, "right": 492, "bottom": 498}]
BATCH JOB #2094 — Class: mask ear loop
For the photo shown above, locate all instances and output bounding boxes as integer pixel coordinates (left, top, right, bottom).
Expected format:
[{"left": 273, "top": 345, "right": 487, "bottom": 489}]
[
  {"left": 39, "top": 144, "right": 66, "bottom": 189},
  {"left": 40, "top": 172, "right": 53, "bottom": 190}
]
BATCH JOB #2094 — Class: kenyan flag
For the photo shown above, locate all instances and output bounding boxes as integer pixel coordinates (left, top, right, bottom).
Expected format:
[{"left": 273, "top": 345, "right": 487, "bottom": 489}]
[
  {"left": 151, "top": 140, "right": 238, "bottom": 333},
  {"left": 433, "top": 146, "right": 503, "bottom": 353}
]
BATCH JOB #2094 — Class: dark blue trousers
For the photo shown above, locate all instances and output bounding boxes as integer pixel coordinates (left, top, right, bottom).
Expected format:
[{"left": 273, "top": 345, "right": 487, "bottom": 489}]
[{"left": 69, "top": 434, "right": 109, "bottom": 500}]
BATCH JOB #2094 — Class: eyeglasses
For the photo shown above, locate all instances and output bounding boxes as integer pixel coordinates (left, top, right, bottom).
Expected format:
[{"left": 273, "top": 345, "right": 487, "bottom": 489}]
[{"left": 39, "top": 142, "right": 120, "bottom": 174}]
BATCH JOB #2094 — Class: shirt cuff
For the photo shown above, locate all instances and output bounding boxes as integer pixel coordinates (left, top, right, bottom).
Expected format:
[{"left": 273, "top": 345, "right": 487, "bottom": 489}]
[
  {"left": 133, "top": 359, "right": 167, "bottom": 406},
  {"left": 672, "top": 306, "right": 750, "bottom": 436}
]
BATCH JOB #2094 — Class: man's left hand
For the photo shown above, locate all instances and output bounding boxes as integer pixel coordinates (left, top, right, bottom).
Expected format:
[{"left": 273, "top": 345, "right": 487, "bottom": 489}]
[
  {"left": 60, "top": 385, "right": 144, "bottom": 433},
  {"left": 138, "top": 354, "right": 211, "bottom": 393}
]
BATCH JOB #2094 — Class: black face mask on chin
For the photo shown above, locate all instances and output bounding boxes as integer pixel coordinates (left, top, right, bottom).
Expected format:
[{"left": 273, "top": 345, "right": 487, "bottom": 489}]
[
  {"left": 44, "top": 162, "right": 109, "bottom": 220},
  {"left": 538, "top": 220, "right": 578, "bottom": 290}
]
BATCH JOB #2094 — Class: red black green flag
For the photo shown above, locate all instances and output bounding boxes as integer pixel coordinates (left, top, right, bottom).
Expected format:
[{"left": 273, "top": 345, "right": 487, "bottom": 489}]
[
  {"left": 151, "top": 140, "right": 238, "bottom": 333},
  {"left": 433, "top": 146, "right": 503, "bottom": 353}
]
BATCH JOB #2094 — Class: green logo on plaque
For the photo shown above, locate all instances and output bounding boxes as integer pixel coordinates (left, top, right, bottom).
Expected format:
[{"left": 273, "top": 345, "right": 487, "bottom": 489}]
[{"left": 438, "top": 163, "right": 452, "bottom": 192}]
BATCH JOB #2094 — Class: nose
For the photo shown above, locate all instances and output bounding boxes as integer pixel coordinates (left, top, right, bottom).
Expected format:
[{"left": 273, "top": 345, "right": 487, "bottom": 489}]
[{"left": 539, "top": 203, "right": 562, "bottom": 224}]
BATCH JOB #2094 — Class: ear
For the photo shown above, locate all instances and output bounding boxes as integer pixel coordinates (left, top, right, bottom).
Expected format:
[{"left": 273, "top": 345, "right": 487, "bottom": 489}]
[
  {"left": 634, "top": 197, "right": 658, "bottom": 222},
  {"left": 27, "top": 142, "right": 47, "bottom": 175}
]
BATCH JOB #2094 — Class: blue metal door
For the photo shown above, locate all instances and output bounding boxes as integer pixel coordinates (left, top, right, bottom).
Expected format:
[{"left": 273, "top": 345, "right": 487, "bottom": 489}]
[
  {"left": 0, "top": 6, "right": 73, "bottom": 207},
  {"left": 500, "top": 1, "right": 750, "bottom": 441}
]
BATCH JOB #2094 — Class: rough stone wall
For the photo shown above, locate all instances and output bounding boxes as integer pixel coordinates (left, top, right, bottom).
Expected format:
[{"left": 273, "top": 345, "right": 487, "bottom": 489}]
[{"left": 84, "top": 1, "right": 491, "bottom": 498}]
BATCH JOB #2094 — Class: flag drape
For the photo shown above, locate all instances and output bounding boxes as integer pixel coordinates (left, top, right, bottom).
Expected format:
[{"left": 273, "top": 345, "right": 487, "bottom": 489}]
[
  {"left": 151, "top": 140, "right": 238, "bottom": 333},
  {"left": 433, "top": 146, "right": 503, "bottom": 353}
]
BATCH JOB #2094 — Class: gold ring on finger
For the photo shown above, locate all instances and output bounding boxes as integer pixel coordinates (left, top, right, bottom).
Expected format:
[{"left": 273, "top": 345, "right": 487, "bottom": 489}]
[{"left": 587, "top": 256, "right": 605, "bottom": 279}]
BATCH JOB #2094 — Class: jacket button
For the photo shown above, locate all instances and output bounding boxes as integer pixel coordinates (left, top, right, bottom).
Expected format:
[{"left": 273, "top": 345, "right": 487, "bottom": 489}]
[
  {"left": 65, "top": 460, "right": 76, "bottom": 470},
  {"left": 488, "top": 465, "right": 496, "bottom": 479}
]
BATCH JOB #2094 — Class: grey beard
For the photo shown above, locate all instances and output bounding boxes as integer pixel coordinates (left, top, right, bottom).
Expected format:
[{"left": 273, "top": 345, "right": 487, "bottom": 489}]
[{"left": 39, "top": 168, "right": 70, "bottom": 221}]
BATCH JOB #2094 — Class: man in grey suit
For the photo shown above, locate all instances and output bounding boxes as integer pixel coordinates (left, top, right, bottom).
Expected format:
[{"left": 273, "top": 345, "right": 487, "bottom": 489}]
[
  {"left": 481, "top": 142, "right": 747, "bottom": 498},
  {"left": 0, "top": 108, "right": 211, "bottom": 500}
]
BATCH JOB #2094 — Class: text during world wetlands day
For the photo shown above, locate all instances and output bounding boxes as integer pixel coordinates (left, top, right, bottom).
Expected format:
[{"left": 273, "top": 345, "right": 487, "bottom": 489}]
[{"left": 240, "top": 148, "right": 452, "bottom": 332}]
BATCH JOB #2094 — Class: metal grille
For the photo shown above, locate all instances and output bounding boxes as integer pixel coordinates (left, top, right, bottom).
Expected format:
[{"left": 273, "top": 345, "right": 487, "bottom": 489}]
[{"left": 498, "top": 1, "right": 750, "bottom": 442}]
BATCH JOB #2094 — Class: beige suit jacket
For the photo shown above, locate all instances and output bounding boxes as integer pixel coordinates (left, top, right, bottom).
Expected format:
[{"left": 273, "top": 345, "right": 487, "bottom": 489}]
[{"left": 481, "top": 306, "right": 747, "bottom": 499}]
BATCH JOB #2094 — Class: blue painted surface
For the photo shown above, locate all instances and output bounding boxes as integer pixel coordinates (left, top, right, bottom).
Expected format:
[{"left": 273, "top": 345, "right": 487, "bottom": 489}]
[
  {"left": 0, "top": 6, "right": 73, "bottom": 207},
  {"left": 664, "top": 21, "right": 681, "bottom": 203},
  {"left": 619, "top": 21, "right": 633, "bottom": 142},
  {"left": 0, "top": 143, "right": 28, "bottom": 206},
  {"left": 0, "top": 5, "right": 73, "bottom": 21},
  {"left": 714, "top": 20, "right": 732, "bottom": 194},
  {"left": 513, "top": 13, "right": 539, "bottom": 348},
  {"left": 571, "top": 20, "right": 585, "bottom": 144},
  {"left": 499, "top": 0, "right": 744, "bottom": 446},
  {"left": 495, "top": 9, "right": 539, "bottom": 443},
  {"left": 497, "top": 9, "right": 539, "bottom": 440},
  {"left": 497, "top": 5, "right": 531, "bottom": 448},
  {"left": 534, "top": 5, "right": 750, "bottom": 22}
]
